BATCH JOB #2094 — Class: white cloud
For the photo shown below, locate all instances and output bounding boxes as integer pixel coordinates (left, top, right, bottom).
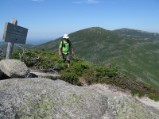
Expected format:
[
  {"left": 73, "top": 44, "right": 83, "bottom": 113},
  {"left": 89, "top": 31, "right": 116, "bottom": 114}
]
[
  {"left": 34, "top": 0, "right": 43, "bottom": 1},
  {"left": 87, "top": 0, "right": 100, "bottom": 4},
  {"left": 73, "top": 0, "right": 100, "bottom": 4}
]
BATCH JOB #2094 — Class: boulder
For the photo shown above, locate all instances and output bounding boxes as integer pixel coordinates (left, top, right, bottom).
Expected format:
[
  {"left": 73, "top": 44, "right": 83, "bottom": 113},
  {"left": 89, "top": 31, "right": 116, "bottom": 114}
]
[
  {"left": 0, "top": 78, "right": 159, "bottom": 119},
  {"left": 0, "top": 59, "right": 28, "bottom": 78},
  {"left": 0, "top": 78, "right": 108, "bottom": 119},
  {"left": 0, "top": 70, "right": 9, "bottom": 80},
  {"left": 0, "top": 70, "right": 3, "bottom": 79},
  {"left": 89, "top": 84, "right": 159, "bottom": 119}
]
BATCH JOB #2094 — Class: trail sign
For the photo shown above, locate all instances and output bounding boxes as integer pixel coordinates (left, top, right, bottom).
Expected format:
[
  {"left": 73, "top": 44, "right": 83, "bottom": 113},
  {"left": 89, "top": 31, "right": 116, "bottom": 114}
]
[{"left": 3, "top": 22, "right": 28, "bottom": 44}]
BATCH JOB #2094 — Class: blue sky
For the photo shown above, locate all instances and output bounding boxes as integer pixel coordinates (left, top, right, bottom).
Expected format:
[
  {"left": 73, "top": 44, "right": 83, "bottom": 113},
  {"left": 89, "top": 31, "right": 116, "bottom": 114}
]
[{"left": 0, "top": 0, "right": 159, "bottom": 43}]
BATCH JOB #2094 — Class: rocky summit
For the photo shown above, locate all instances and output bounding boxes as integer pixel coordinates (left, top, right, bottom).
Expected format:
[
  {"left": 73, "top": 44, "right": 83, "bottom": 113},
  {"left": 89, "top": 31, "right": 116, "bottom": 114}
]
[{"left": 0, "top": 78, "right": 159, "bottom": 119}]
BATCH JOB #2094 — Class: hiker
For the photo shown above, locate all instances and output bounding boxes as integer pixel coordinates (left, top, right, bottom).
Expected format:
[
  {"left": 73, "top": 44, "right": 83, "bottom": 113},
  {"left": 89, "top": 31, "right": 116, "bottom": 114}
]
[{"left": 59, "top": 34, "right": 74, "bottom": 68}]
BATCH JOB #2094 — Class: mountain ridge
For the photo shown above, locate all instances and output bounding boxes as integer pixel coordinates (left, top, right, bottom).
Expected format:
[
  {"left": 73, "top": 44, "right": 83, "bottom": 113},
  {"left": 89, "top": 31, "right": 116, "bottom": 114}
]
[{"left": 113, "top": 28, "right": 159, "bottom": 40}]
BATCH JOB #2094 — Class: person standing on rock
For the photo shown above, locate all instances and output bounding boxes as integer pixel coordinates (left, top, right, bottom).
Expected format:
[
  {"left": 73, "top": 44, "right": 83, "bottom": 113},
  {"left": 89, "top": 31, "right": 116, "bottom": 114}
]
[{"left": 59, "top": 34, "right": 74, "bottom": 68}]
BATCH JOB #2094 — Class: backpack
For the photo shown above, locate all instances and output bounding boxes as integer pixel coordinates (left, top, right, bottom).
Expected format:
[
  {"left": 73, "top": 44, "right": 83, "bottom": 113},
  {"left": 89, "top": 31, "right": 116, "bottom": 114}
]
[{"left": 61, "top": 39, "right": 71, "bottom": 48}]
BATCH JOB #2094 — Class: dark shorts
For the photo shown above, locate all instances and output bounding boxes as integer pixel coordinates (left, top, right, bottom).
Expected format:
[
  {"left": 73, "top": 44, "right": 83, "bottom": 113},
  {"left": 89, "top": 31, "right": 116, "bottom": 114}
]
[{"left": 62, "top": 53, "right": 71, "bottom": 63}]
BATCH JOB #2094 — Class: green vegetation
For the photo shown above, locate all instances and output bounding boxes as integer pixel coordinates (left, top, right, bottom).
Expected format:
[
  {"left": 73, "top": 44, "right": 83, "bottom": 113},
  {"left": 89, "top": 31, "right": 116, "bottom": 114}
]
[
  {"left": 13, "top": 49, "right": 159, "bottom": 101},
  {"left": 13, "top": 49, "right": 65, "bottom": 70}
]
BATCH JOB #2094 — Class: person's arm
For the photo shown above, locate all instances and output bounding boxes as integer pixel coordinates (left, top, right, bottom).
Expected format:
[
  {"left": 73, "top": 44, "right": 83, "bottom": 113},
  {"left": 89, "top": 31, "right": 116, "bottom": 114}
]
[
  {"left": 59, "top": 41, "right": 62, "bottom": 57},
  {"left": 69, "top": 41, "right": 74, "bottom": 55},
  {"left": 59, "top": 48, "right": 62, "bottom": 56},
  {"left": 71, "top": 47, "right": 75, "bottom": 55}
]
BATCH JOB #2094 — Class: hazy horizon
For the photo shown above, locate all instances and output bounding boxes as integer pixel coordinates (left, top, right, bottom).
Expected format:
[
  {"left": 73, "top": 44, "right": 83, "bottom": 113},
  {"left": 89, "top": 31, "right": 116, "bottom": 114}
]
[{"left": 1, "top": 26, "right": 159, "bottom": 45}]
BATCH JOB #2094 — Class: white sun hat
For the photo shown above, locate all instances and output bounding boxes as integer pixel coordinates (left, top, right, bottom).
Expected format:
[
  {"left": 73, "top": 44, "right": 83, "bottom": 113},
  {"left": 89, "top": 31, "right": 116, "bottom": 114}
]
[{"left": 63, "top": 34, "right": 69, "bottom": 39}]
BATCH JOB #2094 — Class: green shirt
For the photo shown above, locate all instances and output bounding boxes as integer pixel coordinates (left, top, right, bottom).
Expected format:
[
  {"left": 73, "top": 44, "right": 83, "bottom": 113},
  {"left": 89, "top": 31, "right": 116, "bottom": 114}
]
[{"left": 59, "top": 40, "right": 72, "bottom": 54}]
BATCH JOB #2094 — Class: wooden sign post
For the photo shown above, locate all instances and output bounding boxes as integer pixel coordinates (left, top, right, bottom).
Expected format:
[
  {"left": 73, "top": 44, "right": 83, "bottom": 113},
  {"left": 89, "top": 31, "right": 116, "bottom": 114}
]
[
  {"left": 3, "top": 18, "right": 28, "bottom": 59},
  {"left": 6, "top": 19, "right": 17, "bottom": 59}
]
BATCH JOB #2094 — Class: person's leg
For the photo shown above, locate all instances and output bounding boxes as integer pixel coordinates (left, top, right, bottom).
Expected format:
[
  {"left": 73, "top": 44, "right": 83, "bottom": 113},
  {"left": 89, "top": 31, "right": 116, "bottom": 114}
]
[
  {"left": 67, "top": 62, "right": 70, "bottom": 68},
  {"left": 66, "top": 54, "right": 71, "bottom": 68},
  {"left": 62, "top": 54, "right": 66, "bottom": 62}
]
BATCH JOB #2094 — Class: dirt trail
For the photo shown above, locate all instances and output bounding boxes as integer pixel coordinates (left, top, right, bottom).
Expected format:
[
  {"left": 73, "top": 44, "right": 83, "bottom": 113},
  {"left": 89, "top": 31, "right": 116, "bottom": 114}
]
[{"left": 136, "top": 96, "right": 159, "bottom": 110}]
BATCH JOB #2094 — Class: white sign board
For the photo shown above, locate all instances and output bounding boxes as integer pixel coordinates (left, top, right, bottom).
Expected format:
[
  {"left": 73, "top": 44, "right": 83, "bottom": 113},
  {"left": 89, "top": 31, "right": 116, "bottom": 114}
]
[{"left": 3, "top": 22, "right": 28, "bottom": 44}]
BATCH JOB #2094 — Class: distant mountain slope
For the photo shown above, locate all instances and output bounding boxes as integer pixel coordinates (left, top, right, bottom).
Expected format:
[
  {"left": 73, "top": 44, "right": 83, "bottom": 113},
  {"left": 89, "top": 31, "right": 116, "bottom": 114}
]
[
  {"left": 35, "top": 27, "right": 159, "bottom": 90},
  {"left": 0, "top": 41, "right": 34, "bottom": 53},
  {"left": 114, "top": 28, "right": 159, "bottom": 40}
]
